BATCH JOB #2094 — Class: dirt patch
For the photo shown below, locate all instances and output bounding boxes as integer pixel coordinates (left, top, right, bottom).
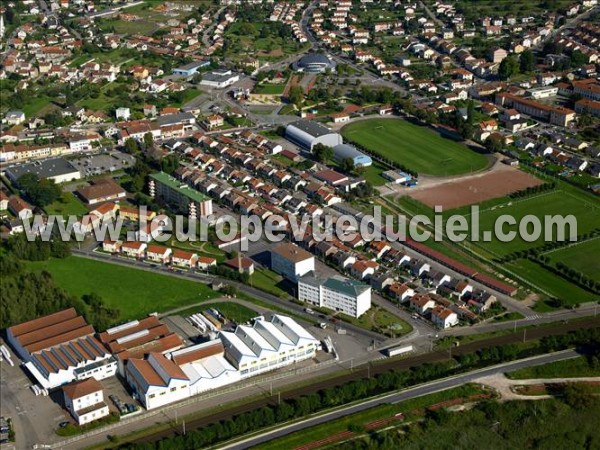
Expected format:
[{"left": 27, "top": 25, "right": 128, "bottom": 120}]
[{"left": 409, "top": 169, "right": 543, "bottom": 210}]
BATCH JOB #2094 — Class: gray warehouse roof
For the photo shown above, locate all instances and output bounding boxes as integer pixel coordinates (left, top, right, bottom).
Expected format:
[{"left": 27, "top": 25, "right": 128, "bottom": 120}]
[
  {"left": 333, "top": 144, "right": 365, "bottom": 160},
  {"left": 156, "top": 112, "right": 195, "bottom": 127},
  {"left": 287, "top": 120, "right": 335, "bottom": 138},
  {"left": 6, "top": 157, "right": 80, "bottom": 181}
]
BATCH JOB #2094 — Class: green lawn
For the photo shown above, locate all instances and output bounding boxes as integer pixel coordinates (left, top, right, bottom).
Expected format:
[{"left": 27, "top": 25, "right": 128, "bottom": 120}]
[
  {"left": 506, "top": 259, "right": 599, "bottom": 307},
  {"left": 360, "top": 161, "right": 388, "bottom": 186},
  {"left": 22, "top": 95, "right": 53, "bottom": 117},
  {"left": 507, "top": 356, "right": 600, "bottom": 380},
  {"left": 254, "top": 83, "right": 286, "bottom": 95},
  {"left": 546, "top": 238, "right": 600, "bottom": 280},
  {"left": 45, "top": 192, "right": 88, "bottom": 216},
  {"left": 172, "top": 302, "right": 258, "bottom": 324},
  {"left": 249, "top": 269, "right": 289, "bottom": 298},
  {"left": 341, "top": 118, "right": 488, "bottom": 176},
  {"left": 26, "top": 257, "right": 218, "bottom": 321}
]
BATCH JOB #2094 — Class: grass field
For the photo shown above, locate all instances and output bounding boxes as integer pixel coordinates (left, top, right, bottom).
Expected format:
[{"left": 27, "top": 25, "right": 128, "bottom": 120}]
[
  {"left": 465, "top": 190, "right": 600, "bottom": 257},
  {"left": 506, "top": 259, "right": 599, "bottom": 307},
  {"left": 254, "top": 83, "right": 286, "bottom": 95},
  {"left": 546, "top": 238, "right": 600, "bottom": 280},
  {"left": 507, "top": 356, "right": 600, "bottom": 380},
  {"left": 26, "top": 257, "right": 218, "bottom": 320},
  {"left": 249, "top": 269, "right": 289, "bottom": 298},
  {"left": 341, "top": 118, "right": 489, "bottom": 176},
  {"left": 45, "top": 192, "right": 88, "bottom": 216}
]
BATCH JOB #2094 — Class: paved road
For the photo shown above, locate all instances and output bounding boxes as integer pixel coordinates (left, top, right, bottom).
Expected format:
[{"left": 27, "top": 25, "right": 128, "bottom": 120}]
[{"left": 218, "top": 349, "right": 580, "bottom": 450}]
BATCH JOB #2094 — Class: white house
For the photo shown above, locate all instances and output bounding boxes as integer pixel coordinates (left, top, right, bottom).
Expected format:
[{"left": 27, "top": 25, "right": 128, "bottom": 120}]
[
  {"left": 63, "top": 378, "right": 110, "bottom": 425},
  {"left": 115, "top": 107, "right": 131, "bottom": 121},
  {"left": 430, "top": 306, "right": 459, "bottom": 328}
]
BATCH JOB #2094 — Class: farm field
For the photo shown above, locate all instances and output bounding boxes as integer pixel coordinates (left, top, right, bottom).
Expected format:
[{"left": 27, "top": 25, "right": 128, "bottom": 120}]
[
  {"left": 546, "top": 238, "right": 600, "bottom": 280},
  {"left": 26, "top": 257, "right": 218, "bottom": 320},
  {"left": 341, "top": 118, "right": 489, "bottom": 176}
]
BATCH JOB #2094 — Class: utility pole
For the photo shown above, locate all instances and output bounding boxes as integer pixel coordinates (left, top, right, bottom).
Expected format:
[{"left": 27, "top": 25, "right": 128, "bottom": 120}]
[
  {"left": 523, "top": 328, "right": 527, "bottom": 343},
  {"left": 182, "top": 420, "right": 186, "bottom": 436}
]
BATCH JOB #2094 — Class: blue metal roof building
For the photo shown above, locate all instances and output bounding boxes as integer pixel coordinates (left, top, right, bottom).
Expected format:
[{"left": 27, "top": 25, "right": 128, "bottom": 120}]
[{"left": 333, "top": 144, "right": 372, "bottom": 167}]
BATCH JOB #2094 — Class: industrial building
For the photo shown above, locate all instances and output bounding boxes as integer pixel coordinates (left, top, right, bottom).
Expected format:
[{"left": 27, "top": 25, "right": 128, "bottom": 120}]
[
  {"left": 172, "top": 60, "right": 211, "bottom": 77},
  {"left": 6, "top": 308, "right": 117, "bottom": 389},
  {"left": 332, "top": 144, "right": 372, "bottom": 167},
  {"left": 124, "top": 315, "right": 319, "bottom": 410},
  {"left": 297, "top": 275, "right": 372, "bottom": 318},
  {"left": 285, "top": 120, "right": 343, "bottom": 150},
  {"left": 219, "top": 315, "right": 320, "bottom": 377},
  {"left": 293, "top": 53, "right": 336, "bottom": 73},
  {"left": 98, "top": 315, "right": 183, "bottom": 376},
  {"left": 149, "top": 172, "right": 213, "bottom": 219},
  {"left": 200, "top": 69, "right": 240, "bottom": 89},
  {"left": 5, "top": 157, "right": 81, "bottom": 184},
  {"left": 270, "top": 242, "right": 315, "bottom": 281}
]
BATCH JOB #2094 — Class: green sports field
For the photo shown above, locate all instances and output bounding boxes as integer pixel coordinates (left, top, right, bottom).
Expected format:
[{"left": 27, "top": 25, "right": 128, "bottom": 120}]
[
  {"left": 26, "top": 257, "right": 218, "bottom": 320},
  {"left": 465, "top": 190, "right": 600, "bottom": 257},
  {"left": 546, "top": 238, "right": 600, "bottom": 280},
  {"left": 341, "top": 118, "right": 489, "bottom": 176}
]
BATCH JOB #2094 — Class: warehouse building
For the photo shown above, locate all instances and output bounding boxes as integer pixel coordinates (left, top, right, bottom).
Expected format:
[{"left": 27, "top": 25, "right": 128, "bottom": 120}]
[
  {"left": 5, "top": 157, "right": 81, "bottom": 184},
  {"left": 298, "top": 275, "right": 372, "bottom": 318},
  {"left": 220, "top": 315, "right": 320, "bottom": 377},
  {"left": 332, "top": 144, "right": 372, "bottom": 167},
  {"left": 172, "top": 60, "right": 211, "bottom": 77},
  {"left": 200, "top": 69, "right": 240, "bottom": 89},
  {"left": 285, "top": 120, "right": 343, "bottom": 150},
  {"left": 270, "top": 242, "right": 315, "bottom": 281},
  {"left": 6, "top": 308, "right": 117, "bottom": 389},
  {"left": 124, "top": 315, "right": 319, "bottom": 410}
]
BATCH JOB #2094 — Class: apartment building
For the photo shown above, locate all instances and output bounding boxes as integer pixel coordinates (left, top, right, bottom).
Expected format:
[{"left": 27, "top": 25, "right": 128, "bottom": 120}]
[{"left": 298, "top": 275, "right": 371, "bottom": 318}]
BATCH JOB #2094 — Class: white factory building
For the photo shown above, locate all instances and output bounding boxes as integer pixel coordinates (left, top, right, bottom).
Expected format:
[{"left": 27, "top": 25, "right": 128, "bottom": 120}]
[
  {"left": 6, "top": 308, "right": 117, "bottom": 389},
  {"left": 298, "top": 275, "right": 372, "bottom": 318},
  {"left": 270, "top": 242, "right": 315, "bottom": 282},
  {"left": 124, "top": 315, "right": 319, "bottom": 410},
  {"left": 220, "top": 315, "right": 320, "bottom": 377},
  {"left": 285, "top": 120, "right": 343, "bottom": 150}
]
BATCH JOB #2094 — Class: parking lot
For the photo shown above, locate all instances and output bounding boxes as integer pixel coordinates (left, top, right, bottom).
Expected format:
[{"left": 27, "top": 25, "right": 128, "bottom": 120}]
[
  {"left": 0, "top": 345, "right": 65, "bottom": 449},
  {"left": 69, "top": 151, "right": 135, "bottom": 178}
]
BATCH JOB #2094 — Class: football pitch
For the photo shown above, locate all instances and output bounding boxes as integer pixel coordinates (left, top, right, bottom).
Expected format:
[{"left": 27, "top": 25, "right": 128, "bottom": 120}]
[
  {"left": 465, "top": 190, "right": 600, "bottom": 257},
  {"left": 341, "top": 118, "right": 489, "bottom": 176}
]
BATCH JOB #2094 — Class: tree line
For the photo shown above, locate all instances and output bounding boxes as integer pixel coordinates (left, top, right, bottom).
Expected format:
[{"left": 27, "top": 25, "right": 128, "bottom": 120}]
[{"left": 508, "top": 181, "right": 556, "bottom": 199}]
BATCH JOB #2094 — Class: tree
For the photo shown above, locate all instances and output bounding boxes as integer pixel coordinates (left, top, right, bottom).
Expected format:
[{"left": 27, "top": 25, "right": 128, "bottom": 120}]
[
  {"left": 519, "top": 50, "right": 535, "bottom": 73},
  {"left": 484, "top": 135, "right": 504, "bottom": 153},
  {"left": 143, "top": 132, "right": 154, "bottom": 149},
  {"left": 498, "top": 56, "right": 519, "bottom": 80},
  {"left": 124, "top": 138, "right": 139, "bottom": 154},
  {"left": 313, "top": 143, "right": 334, "bottom": 163},
  {"left": 17, "top": 173, "right": 62, "bottom": 207},
  {"left": 340, "top": 158, "right": 355, "bottom": 173},
  {"left": 288, "top": 85, "right": 304, "bottom": 106}
]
